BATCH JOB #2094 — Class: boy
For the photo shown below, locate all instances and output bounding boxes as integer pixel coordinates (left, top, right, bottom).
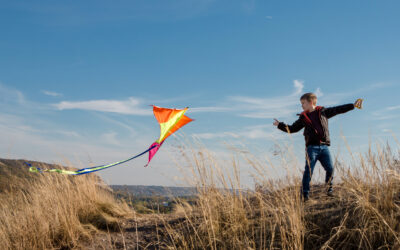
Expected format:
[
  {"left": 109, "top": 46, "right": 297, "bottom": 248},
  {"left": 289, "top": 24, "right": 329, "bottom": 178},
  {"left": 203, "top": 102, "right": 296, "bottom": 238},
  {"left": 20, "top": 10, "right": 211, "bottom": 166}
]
[{"left": 273, "top": 93, "right": 363, "bottom": 201}]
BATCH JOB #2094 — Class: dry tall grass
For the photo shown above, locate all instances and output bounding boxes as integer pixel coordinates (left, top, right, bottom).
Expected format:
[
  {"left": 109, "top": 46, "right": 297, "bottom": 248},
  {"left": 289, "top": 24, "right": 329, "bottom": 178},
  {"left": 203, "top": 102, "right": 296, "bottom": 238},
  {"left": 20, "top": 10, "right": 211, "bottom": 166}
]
[
  {"left": 0, "top": 160, "right": 131, "bottom": 250},
  {"left": 164, "top": 140, "right": 400, "bottom": 249},
  {"left": 1, "top": 138, "right": 399, "bottom": 249}
]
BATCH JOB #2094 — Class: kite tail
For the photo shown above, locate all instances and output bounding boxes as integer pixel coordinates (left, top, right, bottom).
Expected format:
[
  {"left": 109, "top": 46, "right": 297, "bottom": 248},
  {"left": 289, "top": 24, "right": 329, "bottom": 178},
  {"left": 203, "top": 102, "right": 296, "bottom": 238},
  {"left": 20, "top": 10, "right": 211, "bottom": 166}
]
[
  {"left": 26, "top": 145, "right": 157, "bottom": 175},
  {"left": 25, "top": 162, "right": 78, "bottom": 174},
  {"left": 26, "top": 162, "right": 42, "bottom": 173}
]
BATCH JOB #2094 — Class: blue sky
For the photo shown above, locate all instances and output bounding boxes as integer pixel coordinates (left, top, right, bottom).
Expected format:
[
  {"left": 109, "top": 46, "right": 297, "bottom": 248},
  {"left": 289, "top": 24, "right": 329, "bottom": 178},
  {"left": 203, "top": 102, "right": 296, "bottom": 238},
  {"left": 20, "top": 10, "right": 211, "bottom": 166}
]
[{"left": 1, "top": 0, "right": 399, "bottom": 186}]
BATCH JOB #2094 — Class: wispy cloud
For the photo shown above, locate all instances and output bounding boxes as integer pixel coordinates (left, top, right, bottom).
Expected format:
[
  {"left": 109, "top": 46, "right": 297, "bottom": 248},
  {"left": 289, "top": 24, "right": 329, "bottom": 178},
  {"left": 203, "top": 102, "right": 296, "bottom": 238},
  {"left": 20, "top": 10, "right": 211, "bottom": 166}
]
[
  {"left": 0, "top": 115, "right": 135, "bottom": 165},
  {"left": 54, "top": 97, "right": 151, "bottom": 115},
  {"left": 190, "top": 80, "right": 389, "bottom": 122},
  {"left": 315, "top": 87, "right": 323, "bottom": 98},
  {"left": 94, "top": 113, "right": 138, "bottom": 135},
  {"left": 48, "top": 79, "right": 306, "bottom": 119},
  {"left": 1, "top": 82, "right": 51, "bottom": 112},
  {"left": 42, "top": 90, "right": 62, "bottom": 97},
  {"left": 190, "top": 106, "right": 232, "bottom": 113},
  {"left": 0, "top": 82, "right": 25, "bottom": 104},
  {"left": 51, "top": 80, "right": 390, "bottom": 123},
  {"left": 55, "top": 130, "right": 80, "bottom": 138},
  {"left": 193, "top": 124, "right": 285, "bottom": 140},
  {"left": 189, "top": 80, "right": 307, "bottom": 119},
  {"left": 193, "top": 131, "right": 236, "bottom": 140},
  {"left": 292, "top": 79, "right": 304, "bottom": 96},
  {"left": 387, "top": 105, "right": 400, "bottom": 111},
  {"left": 370, "top": 105, "right": 400, "bottom": 121},
  {"left": 230, "top": 79, "right": 306, "bottom": 119},
  {"left": 318, "top": 82, "right": 391, "bottom": 106}
]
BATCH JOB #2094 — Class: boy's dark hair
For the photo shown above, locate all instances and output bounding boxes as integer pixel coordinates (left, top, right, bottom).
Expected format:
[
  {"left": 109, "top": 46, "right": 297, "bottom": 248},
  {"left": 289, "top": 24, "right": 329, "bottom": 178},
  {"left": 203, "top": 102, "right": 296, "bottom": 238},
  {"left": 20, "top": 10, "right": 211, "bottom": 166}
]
[{"left": 300, "top": 93, "right": 317, "bottom": 105}]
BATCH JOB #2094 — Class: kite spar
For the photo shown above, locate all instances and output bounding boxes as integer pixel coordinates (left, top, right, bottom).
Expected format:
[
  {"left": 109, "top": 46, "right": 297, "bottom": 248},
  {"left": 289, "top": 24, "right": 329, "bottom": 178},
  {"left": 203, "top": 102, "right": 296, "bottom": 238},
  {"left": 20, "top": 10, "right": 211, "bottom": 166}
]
[{"left": 27, "top": 105, "right": 193, "bottom": 175}]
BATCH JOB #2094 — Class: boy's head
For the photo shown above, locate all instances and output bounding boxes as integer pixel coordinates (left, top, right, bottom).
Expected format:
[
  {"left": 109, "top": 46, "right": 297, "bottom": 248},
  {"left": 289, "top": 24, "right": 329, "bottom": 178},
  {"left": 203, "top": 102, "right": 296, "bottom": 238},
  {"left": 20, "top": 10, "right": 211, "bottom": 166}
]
[{"left": 300, "top": 93, "right": 317, "bottom": 112}]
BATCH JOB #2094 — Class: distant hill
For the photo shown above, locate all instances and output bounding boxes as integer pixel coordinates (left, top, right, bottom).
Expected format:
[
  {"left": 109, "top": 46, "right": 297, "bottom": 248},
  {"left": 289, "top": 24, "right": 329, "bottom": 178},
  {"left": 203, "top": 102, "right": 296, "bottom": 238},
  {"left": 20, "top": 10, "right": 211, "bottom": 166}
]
[
  {"left": 0, "top": 158, "right": 197, "bottom": 197},
  {"left": 111, "top": 185, "right": 198, "bottom": 197}
]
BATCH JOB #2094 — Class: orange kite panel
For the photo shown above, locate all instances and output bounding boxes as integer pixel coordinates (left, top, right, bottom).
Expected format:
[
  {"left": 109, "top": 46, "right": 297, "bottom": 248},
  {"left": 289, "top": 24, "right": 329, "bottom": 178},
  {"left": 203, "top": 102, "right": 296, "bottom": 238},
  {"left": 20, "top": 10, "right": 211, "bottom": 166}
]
[{"left": 153, "top": 105, "right": 187, "bottom": 124}]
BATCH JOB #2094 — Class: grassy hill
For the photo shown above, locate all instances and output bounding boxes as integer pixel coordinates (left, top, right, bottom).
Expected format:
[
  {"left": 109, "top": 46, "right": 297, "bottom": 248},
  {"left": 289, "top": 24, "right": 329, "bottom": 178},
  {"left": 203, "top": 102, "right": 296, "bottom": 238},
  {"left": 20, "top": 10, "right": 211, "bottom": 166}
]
[
  {"left": 0, "top": 158, "right": 131, "bottom": 249},
  {"left": 1, "top": 142, "right": 400, "bottom": 249}
]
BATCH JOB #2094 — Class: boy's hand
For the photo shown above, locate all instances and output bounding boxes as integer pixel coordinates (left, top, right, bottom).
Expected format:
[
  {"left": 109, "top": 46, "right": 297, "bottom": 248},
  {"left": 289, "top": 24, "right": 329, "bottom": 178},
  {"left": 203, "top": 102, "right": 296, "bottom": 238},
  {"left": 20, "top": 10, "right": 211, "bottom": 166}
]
[
  {"left": 354, "top": 98, "right": 363, "bottom": 109},
  {"left": 273, "top": 118, "right": 279, "bottom": 126}
]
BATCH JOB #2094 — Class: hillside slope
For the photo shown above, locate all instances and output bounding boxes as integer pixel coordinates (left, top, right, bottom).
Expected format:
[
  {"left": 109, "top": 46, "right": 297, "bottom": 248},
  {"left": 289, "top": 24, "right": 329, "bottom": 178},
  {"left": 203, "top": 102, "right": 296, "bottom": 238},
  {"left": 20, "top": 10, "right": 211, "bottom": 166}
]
[{"left": 1, "top": 148, "right": 400, "bottom": 249}]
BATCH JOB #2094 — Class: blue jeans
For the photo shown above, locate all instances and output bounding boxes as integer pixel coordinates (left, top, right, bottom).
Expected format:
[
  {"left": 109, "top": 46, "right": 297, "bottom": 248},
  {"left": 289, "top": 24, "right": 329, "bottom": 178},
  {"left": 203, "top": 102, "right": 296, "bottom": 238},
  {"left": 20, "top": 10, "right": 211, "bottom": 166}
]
[{"left": 302, "top": 145, "right": 334, "bottom": 198}]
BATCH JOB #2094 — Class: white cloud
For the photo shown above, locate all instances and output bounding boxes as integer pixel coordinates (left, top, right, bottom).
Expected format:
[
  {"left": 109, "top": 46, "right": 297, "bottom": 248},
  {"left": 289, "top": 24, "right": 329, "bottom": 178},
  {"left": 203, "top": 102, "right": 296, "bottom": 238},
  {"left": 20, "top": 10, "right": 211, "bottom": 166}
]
[
  {"left": 231, "top": 79, "right": 307, "bottom": 119},
  {"left": 265, "top": 16, "right": 273, "bottom": 20},
  {"left": 56, "top": 79, "right": 369, "bottom": 122},
  {"left": 371, "top": 105, "right": 400, "bottom": 121},
  {"left": 292, "top": 79, "right": 304, "bottom": 96},
  {"left": 54, "top": 97, "right": 151, "bottom": 115},
  {"left": 1, "top": 82, "right": 51, "bottom": 112},
  {"left": 42, "top": 90, "right": 62, "bottom": 97},
  {"left": 0, "top": 82, "right": 25, "bottom": 104},
  {"left": 190, "top": 106, "right": 232, "bottom": 113},
  {"left": 189, "top": 80, "right": 311, "bottom": 119},
  {"left": 94, "top": 113, "right": 138, "bottom": 135},
  {"left": 55, "top": 130, "right": 80, "bottom": 137},
  {"left": 193, "top": 125, "right": 285, "bottom": 140},
  {"left": 387, "top": 105, "right": 400, "bottom": 111},
  {"left": 364, "top": 82, "right": 394, "bottom": 91},
  {"left": 193, "top": 132, "right": 237, "bottom": 140},
  {"left": 192, "top": 80, "right": 387, "bottom": 120},
  {"left": 317, "top": 82, "right": 391, "bottom": 106},
  {"left": 371, "top": 114, "right": 399, "bottom": 121},
  {"left": 315, "top": 87, "right": 323, "bottom": 98}
]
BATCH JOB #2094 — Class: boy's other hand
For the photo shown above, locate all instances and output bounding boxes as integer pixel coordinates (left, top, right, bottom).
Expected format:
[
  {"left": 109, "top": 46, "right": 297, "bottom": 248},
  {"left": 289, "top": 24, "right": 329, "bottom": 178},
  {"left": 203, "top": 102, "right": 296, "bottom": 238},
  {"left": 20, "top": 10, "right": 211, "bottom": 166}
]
[
  {"left": 273, "top": 118, "right": 279, "bottom": 126},
  {"left": 354, "top": 98, "right": 363, "bottom": 109}
]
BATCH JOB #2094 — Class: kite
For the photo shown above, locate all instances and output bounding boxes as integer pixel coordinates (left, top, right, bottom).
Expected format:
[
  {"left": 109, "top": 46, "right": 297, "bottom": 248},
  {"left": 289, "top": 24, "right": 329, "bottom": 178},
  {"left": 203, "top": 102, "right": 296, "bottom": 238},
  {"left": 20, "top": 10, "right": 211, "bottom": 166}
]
[
  {"left": 145, "top": 105, "right": 193, "bottom": 167},
  {"left": 354, "top": 98, "right": 363, "bottom": 109},
  {"left": 27, "top": 105, "right": 193, "bottom": 175}
]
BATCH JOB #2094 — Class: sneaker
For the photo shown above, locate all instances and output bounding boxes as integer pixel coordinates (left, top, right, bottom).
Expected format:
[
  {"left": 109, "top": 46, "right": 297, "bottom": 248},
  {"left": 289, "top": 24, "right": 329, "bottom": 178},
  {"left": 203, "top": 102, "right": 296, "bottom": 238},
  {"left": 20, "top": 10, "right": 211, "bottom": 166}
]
[
  {"left": 303, "top": 196, "right": 309, "bottom": 202},
  {"left": 327, "top": 190, "right": 334, "bottom": 197}
]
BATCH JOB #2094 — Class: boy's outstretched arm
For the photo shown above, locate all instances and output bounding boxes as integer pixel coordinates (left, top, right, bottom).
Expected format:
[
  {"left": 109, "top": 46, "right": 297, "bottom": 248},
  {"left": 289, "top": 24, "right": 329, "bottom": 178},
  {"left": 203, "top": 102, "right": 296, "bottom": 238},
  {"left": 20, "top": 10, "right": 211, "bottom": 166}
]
[
  {"left": 273, "top": 117, "right": 304, "bottom": 133},
  {"left": 324, "top": 99, "right": 363, "bottom": 118},
  {"left": 324, "top": 103, "right": 355, "bottom": 119}
]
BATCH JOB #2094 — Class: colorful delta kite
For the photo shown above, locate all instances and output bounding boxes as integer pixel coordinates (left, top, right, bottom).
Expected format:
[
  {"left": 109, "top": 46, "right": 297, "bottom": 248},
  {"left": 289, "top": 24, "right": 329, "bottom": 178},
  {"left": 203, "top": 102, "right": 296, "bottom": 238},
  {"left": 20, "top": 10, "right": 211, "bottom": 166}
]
[
  {"left": 146, "top": 105, "right": 193, "bottom": 167},
  {"left": 27, "top": 106, "right": 193, "bottom": 175}
]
